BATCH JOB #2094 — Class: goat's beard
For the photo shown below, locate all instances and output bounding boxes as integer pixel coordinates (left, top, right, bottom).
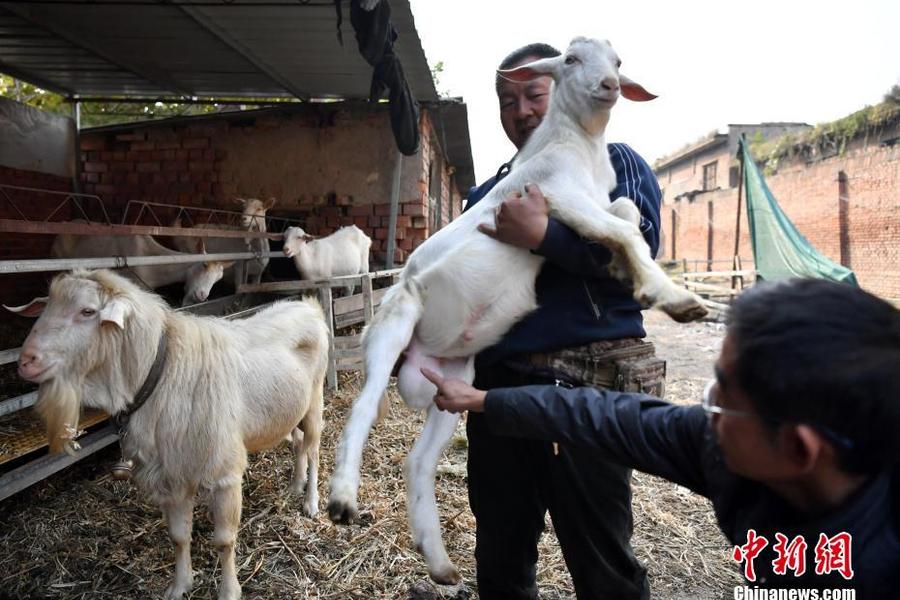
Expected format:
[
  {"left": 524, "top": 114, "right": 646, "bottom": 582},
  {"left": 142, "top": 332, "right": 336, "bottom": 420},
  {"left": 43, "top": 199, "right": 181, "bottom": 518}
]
[{"left": 35, "top": 377, "right": 83, "bottom": 456}]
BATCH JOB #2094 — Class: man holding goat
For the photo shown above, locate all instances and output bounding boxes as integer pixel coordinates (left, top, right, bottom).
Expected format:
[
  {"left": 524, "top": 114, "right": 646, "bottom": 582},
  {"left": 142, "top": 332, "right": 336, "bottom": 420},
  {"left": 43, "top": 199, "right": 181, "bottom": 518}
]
[{"left": 463, "top": 41, "right": 663, "bottom": 599}]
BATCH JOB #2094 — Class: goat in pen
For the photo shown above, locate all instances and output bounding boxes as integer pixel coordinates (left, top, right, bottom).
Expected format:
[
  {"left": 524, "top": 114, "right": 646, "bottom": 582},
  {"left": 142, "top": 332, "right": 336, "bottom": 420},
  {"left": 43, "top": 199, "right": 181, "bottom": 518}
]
[{"left": 7, "top": 269, "right": 329, "bottom": 600}]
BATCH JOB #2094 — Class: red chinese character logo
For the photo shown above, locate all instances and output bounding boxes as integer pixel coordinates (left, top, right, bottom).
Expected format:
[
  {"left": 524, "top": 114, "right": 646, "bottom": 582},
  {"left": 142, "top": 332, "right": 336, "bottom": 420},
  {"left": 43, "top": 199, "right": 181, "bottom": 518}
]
[
  {"left": 814, "top": 532, "right": 854, "bottom": 580},
  {"left": 772, "top": 533, "right": 808, "bottom": 577},
  {"left": 733, "top": 529, "right": 769, "bottom": 582}
]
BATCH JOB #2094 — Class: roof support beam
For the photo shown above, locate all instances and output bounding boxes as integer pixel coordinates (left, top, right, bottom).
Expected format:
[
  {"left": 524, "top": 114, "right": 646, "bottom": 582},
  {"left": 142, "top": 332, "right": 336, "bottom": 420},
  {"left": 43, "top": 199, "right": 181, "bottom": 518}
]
[
  {"left": 0, "top": 3, "right": 196, "bottom": 97},
  {"left": 178, "top": 4, "right": 311, "bottom": 102},
  {"left": 69, "top": 96, "right": 300, "bottom": 106},
  {"left": 0, "top": 58, "right": 73, "bottom": 96}
]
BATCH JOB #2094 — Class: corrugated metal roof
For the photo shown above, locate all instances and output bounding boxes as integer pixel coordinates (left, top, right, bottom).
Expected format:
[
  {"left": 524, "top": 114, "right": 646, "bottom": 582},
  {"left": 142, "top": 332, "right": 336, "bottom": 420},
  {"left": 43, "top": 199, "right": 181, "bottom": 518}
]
[{"left": 0, "top": 0, "right": 439, "bottom": 102}]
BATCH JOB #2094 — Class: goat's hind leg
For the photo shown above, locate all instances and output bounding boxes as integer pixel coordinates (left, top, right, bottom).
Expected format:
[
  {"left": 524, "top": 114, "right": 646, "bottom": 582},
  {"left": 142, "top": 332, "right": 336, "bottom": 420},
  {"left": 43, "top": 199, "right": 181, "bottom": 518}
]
[
  {"left": 407, "top": 405, "right": 463, "bottom": 584},
  {"left": 296, "top": 390, "right": 323, "bottom": 517},
  {"left": 403, "top": 357, "right": 472, "bottom": 584},
  {"left": 552, "top": 199, "right": 707, "bottom": 322},
  {"left": 328, "top": 282, "right": 422, "bottom": 524},
  {"left": 162, "top": 493, "right": 196, "bottom": 600}
]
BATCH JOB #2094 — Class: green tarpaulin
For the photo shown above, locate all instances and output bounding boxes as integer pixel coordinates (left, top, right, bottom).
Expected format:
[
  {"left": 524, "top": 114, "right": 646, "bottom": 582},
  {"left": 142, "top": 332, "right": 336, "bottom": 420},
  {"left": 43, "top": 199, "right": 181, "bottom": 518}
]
[{"left": 739, "top": 137, "right": 858, "bottom": 286}]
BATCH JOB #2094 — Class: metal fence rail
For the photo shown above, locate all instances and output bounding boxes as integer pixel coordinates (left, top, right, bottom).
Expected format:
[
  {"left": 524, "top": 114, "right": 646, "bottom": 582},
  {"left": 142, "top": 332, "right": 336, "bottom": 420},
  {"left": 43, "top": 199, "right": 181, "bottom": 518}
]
[
  {"left": 0, "top": 250, "right": 284, "bottom": 274},
  {"left": 1, "top": 184, "right": 294, "bottom": 240}
]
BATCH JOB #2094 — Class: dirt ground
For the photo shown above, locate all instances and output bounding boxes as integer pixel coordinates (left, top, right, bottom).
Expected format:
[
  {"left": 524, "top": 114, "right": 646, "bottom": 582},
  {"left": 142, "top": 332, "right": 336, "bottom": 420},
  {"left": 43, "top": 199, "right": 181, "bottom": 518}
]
[{"left": 0, "top": 309, "right": 740, "bottom": 599}]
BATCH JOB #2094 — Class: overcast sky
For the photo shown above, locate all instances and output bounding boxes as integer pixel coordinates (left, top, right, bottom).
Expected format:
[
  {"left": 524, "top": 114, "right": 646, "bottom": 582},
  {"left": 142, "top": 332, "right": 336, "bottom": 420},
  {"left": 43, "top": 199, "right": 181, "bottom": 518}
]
[{"left": 408, "top": 0, "right": 900, "bottom": 184}]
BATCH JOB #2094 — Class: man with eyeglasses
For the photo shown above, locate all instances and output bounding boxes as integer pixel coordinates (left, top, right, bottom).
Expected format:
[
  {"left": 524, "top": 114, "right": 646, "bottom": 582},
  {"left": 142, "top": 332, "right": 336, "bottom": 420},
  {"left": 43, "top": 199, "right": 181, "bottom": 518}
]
[{"left": 421, "top": 278, "right": 900, "bottom": 598}]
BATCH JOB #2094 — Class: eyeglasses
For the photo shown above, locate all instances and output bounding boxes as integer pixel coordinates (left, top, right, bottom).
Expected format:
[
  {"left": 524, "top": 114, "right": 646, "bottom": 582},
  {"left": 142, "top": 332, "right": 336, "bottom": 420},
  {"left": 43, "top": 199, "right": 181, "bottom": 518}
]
[{"left": 701, "top": 379, "right": 855, "bottom": 450}]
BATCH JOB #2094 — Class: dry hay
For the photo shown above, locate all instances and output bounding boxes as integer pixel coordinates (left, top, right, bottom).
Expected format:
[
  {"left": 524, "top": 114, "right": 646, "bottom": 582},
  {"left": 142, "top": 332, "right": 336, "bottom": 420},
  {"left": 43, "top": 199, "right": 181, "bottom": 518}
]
[{"left": 0, "top": 316, "right": 740, "bottom": 599}]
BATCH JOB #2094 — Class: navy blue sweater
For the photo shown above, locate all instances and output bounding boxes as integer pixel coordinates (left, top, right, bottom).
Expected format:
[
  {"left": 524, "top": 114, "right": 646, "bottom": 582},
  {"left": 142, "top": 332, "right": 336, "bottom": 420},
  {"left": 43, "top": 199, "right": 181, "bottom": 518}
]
[
  {"left": 485, "top": 385, "right": 900, "bottom": 598},
  {"left": 465, "top": 143, "right": 662, "bottom": 368}
]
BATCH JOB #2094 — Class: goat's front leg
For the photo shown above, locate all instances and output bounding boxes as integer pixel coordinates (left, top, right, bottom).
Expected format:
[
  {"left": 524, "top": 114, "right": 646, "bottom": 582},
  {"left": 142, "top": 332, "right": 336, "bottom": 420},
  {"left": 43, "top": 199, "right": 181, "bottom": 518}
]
[
  {"left": 210, "top": 477, "right": 243, "bottom": 600},
  {"left": 551, "top": 197, "right": 707, "bottom": 322},
  {"left": 162, "top": 494, "right": 196, "bottom": 600},
  {"left": 406, "top": 403, "right": 462, "bottom": 585}
]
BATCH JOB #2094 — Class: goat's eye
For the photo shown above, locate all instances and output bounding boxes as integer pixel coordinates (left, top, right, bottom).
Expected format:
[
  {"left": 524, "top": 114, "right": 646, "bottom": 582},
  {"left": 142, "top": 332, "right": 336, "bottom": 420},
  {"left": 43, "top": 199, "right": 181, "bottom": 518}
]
[
  {"left": 564, "top": 55, "right": 578, "bottom": 65},
  {"left": 81, "top": 308, "right": 96, "bottom": 317},
  {"left": 616, "top": 60, "right": 622, "bottom": 68}
]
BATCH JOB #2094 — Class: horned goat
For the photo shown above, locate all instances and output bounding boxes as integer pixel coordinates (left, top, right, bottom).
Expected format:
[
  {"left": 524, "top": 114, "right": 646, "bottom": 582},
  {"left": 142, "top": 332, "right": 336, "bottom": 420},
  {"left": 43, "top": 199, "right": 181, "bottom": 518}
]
[
  {"left": 327, "top": 36, "right": 707, "bottom": 584},
  {"left": 7, "top": 269, "right": 329, "bottom": 600}
]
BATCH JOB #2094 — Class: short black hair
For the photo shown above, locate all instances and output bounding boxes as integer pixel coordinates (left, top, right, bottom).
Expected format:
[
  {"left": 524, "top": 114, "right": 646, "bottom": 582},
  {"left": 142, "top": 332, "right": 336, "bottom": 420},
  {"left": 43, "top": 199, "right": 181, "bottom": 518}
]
[
  {"left": 495, "top": 43, "right": 561, "bottom": 95},
  {"left": 727, "top": 278, "right": 900, "bottom": 474}
]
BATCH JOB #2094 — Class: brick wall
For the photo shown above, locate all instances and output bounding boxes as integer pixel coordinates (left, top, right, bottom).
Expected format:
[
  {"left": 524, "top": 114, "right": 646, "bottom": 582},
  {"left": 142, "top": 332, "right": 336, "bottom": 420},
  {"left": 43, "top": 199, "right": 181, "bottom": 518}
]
[
  {"left": 659, "top": 143, "right": 900, "bottom": 301},
  {"left": 76, "top": 103, "right": 462, "bottom": 266},
  {"left": 0, "top": 166, "right": 74, "bottom": 319}
]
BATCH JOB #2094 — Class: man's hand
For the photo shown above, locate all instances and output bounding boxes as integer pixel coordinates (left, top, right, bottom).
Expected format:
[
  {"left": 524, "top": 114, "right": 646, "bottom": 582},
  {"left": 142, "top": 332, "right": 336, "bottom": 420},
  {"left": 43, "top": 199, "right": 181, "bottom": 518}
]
[
  {"left": 478, "top": 183, "right": 549, "bottom": 250},
  {"left": 420, "top": 367, "right": 487, "bottom": 414}
]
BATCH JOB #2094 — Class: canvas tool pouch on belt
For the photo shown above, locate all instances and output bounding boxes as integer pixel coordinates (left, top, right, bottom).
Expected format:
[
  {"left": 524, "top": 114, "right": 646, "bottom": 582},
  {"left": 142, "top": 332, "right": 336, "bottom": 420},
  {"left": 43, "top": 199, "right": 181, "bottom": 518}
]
[{"left": 506, "top": 338, "right": 666, "bottom": 397}]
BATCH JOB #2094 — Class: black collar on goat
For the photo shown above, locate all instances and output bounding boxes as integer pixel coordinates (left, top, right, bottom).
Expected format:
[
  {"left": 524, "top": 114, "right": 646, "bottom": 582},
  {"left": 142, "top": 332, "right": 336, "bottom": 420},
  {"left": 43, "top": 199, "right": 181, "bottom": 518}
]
[{"left": 111, "top": 330, "right": 168, "bottom": 480}]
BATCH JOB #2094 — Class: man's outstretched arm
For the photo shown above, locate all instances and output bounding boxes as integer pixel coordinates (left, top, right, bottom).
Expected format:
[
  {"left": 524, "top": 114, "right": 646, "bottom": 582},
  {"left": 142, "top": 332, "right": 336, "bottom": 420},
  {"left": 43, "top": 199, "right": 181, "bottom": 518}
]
[{"left": 422, "top": 368, "right": 710, "bottom": 496}]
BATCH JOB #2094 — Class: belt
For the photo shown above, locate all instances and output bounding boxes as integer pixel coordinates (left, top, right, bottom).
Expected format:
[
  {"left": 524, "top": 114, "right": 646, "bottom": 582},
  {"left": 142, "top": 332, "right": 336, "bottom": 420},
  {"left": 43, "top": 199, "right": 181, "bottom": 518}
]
[{"left": 504, "top": 337, "right": 655, "bottom": 389}]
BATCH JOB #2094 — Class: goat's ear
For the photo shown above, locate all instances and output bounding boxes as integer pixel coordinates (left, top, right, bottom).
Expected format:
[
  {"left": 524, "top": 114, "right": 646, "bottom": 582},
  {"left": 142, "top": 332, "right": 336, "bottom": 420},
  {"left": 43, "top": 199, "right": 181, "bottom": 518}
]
[
  {"left": 99, "top": 298, "right": 130, "bottom": 330},
  {"left": 4, "top": 296, "right": 49, "bottom": 318},
  {"left": 497, "top": 55, "right": 562, "bottom": 83},
  {"left": 302, "top": 234, "right": 315, "bottom": 242},
  {"left": 620, "top": 74, "right": 657, "bottom": 102},
  {"left": 264, "top": 197, "right": 277, "bottom": 210},
  {"left": 194, "top": 237, "right": 207, "bottom": 254}
]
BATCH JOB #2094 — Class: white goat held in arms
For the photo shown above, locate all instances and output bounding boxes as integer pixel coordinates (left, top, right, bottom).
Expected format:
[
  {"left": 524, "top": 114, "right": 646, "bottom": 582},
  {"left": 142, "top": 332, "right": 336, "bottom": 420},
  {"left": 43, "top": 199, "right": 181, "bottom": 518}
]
[
  {"left": 7, "top": 269, "right": 329, "bottom": 600},
  {"left": 327, "top": 36, "right": 707, "bottom": 584}
]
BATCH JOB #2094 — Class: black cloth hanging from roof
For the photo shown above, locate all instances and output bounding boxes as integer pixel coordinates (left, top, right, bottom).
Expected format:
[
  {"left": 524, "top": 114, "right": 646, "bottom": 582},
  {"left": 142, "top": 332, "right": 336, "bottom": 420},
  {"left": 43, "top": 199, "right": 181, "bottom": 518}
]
[{"left": 341, "top": 0, "right": 420, "bottom": 156}]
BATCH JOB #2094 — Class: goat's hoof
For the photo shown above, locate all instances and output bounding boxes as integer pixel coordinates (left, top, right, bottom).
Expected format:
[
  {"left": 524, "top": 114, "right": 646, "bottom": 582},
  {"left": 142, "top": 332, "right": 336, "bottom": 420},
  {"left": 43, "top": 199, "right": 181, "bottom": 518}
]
[
  {"left": 217, "top": 585, "right": 241, "bottom": 600},
  {"left": 303, "top": 496, "right": 319, "bottom": 518},
  {"left": 163, "top": 580, "right": 193, "bottom": 600},
  {"left": 327, "top": 499, "right": 358, "bottom": 524},
  {"left": 429, "top": 564, "right": 462, "bottom": 586},
  {"left": 661, "top": 297, "right": 708, "bottom": 323}
]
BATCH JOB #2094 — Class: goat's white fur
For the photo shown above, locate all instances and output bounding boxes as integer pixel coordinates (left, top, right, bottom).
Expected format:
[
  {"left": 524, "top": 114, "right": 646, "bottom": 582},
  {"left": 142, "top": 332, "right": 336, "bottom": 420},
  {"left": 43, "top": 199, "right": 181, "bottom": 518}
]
[
  {"left": 171, "top": 197, "right": 274, "bottom": 285},
  {"left": 12, "top": 270, "right": 328, "bottom": 599},
  {"left": 283, "top": 224, "right": 372, "bottom": 293},
  {"left": 51, "top": 225, "right": 229, "bottom": 306},
  {"left": 327, "top": 37, "right": 706, "bottom": 584}
]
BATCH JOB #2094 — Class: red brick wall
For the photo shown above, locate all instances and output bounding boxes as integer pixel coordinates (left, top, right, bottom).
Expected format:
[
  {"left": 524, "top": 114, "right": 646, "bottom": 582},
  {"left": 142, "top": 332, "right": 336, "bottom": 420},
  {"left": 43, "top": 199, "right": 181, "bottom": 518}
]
[
  {"left": 0, "top": 166, "right": 74, "bottom": 318},
  {"left": 76, "top": 104, "right": 460, "bottom": 266},
  {"left": 659, "top": 143, "right": 900, "bottom": 301}
]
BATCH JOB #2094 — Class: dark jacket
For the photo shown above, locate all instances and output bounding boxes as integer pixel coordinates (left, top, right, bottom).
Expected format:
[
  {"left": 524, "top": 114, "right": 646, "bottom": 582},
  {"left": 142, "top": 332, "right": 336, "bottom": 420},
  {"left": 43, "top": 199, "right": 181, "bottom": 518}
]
[
  {"left": 465, "top": 143, "right": 662, "bottom": 368},
  {"left": 484, "top": 385, "right": 900, "bottom": 598}
]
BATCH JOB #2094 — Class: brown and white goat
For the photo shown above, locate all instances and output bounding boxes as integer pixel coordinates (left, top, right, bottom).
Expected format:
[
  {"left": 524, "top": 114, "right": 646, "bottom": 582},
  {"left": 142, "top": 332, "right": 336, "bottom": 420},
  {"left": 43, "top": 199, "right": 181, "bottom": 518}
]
[{"left": 7, "top": 269, "right": 329, "bottom": 600}]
